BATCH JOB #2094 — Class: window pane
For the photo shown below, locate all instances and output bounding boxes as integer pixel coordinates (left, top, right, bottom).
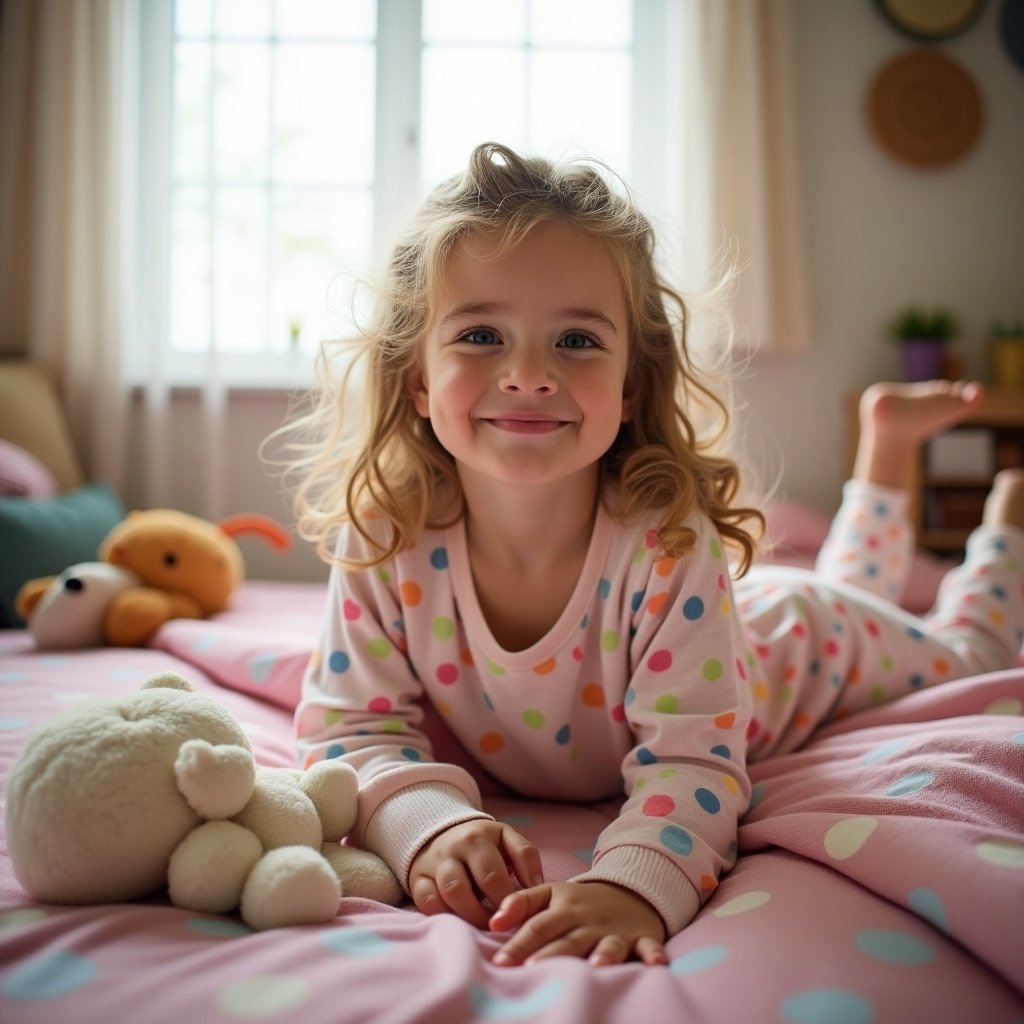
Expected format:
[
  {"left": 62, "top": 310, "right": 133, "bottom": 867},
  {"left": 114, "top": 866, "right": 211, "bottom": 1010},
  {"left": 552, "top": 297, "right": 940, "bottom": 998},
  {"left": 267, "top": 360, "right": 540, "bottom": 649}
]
[
  {"left": 274, "top": 44, "right": 375, "bottom": 187},
  {"left": 423, "top": 0, "right": 526, "bottom": 43},
  {"left": 215, "top": 188, "right": 267, "bottom": 352},
  {"left": 176, "top": 0, "right": 211, "bottom": 36},
  {"left": 174, "top": 42, "right": 210, "bottom": 182},
  {"left": 529, "top": 0, "right": 632, "bottom": 47},
  {"left": 160, "top": 2, "right": 640, "bottom": 372},
  {"left": 271, "top": 190, "right": 374, "bottom": 354},
  {"left": 529, "top": 50, "right": 631, "bottom": 173},
  {"left": 214, "top": 0, "right": 271, "bottom": 38},
  {"left": 421, "top": 47, "right": 527, "bottom": 186},
  {"left": 170, "top": 187, "right": 211, "bottom": 353},
  {"left": 215, "top": 43, "right": 270, "bottom": 181},
  {"left": 277, "top": 0, "right": 376, "bottom": 40}
]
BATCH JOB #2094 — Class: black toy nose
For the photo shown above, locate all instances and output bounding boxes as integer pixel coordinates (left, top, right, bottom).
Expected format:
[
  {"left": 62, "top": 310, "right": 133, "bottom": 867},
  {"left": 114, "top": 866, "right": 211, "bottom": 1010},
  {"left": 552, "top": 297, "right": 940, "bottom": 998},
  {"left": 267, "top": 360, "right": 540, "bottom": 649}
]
[{"left": 64, "top": 577, "right": 84, "bottom": 593}]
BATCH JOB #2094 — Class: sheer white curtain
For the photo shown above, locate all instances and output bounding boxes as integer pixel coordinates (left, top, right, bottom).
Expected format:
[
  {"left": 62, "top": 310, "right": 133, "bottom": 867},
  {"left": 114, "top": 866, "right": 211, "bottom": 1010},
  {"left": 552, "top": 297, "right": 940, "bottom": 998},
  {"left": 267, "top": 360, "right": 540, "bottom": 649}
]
[
  {"left": 0, "top": 0, "right": 139, "bottom": 489},
  {"left": 678, "top": 0, "right": 812, "bottom": 353},
  {"left": 0, "top": 0, "right": 228, "bottom": 515}
]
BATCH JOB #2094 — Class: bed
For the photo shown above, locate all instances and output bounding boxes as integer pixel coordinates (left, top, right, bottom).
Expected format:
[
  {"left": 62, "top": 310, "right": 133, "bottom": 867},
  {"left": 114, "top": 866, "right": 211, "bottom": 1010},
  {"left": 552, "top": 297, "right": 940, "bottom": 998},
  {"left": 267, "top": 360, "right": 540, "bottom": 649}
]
[{"left": 1, "top": 499, "right": 1022, "bottom": 1024}]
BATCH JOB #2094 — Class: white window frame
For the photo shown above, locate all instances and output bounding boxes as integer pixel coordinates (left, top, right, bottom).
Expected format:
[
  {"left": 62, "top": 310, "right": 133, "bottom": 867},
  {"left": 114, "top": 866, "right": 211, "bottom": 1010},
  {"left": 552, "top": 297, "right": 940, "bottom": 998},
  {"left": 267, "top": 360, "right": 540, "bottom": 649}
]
[{"left": 134, "top": 0, "right": 679, "bottom": 388}]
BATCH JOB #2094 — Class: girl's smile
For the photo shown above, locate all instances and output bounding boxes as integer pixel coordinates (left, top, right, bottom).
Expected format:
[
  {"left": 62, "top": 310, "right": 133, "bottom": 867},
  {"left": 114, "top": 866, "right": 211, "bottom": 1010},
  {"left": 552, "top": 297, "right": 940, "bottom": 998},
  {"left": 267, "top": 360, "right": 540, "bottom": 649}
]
[
  {"left": 481, "top": 412, "right": 572, "bottom": 433},
  {"left": 410, "top": 220, "right": 632, "bottom": 493}
]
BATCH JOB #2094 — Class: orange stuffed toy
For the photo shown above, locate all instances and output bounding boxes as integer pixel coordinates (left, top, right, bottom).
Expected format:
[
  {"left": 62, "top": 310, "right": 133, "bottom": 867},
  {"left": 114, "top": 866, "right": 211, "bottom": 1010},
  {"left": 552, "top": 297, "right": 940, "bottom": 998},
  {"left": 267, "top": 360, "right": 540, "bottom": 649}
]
[{"left": 16, "top": 510, "right": 290, "bottom": 648}]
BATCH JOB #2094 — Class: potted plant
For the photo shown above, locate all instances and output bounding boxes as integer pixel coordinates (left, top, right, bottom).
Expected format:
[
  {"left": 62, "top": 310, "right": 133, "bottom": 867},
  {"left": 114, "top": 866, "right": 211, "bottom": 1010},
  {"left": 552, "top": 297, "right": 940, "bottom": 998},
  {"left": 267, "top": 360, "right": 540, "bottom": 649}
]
[
  {"left": 988, "top": 320, "right": 1024, "bottom": 392},
  {"left": 886, "top": 306, "right": 961, "bottom": 382}
]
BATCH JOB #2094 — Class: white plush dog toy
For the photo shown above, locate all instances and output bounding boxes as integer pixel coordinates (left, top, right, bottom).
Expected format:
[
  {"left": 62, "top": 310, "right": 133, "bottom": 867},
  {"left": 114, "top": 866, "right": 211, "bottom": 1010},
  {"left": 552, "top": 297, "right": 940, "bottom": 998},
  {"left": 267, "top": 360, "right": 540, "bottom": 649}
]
[
  {"left": 4, "top": 672, "right": 401, "bottom": 930},
  {"left": 15, "top": 562, "right": 141, "bottom": 650}
]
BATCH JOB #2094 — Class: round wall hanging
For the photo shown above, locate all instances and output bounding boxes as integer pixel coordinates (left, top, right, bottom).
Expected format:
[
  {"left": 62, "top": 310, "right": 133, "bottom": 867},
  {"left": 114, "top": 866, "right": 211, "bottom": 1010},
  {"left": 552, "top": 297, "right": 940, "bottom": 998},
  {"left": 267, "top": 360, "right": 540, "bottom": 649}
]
[
  {"left": 867, "top": 50, "right": 983, "bottom": 167},
  {"left": 875, "top": 0, "right": 987, "bottom": 40},
  {"left": 1001, "top": 0, "right": 1024, "bottom": 70}
]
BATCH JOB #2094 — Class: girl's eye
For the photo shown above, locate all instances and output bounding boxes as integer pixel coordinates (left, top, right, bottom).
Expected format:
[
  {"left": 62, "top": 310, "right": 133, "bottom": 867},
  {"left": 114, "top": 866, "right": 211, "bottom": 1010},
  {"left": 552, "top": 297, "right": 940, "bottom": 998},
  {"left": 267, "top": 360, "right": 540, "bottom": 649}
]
[
  {"left": 558, "top": 331, "right": 598, "bottom": 350},
  {"left": 460, "top": 327, "right": 501, "bottom": 346}
]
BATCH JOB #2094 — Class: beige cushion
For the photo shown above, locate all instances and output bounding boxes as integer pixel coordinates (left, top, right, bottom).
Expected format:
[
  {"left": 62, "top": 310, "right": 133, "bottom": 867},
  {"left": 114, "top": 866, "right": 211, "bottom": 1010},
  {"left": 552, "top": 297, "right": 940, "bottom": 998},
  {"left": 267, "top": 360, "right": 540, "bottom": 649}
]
[{"left": 0, "top": 362, "right": 84, "bottom": 490}]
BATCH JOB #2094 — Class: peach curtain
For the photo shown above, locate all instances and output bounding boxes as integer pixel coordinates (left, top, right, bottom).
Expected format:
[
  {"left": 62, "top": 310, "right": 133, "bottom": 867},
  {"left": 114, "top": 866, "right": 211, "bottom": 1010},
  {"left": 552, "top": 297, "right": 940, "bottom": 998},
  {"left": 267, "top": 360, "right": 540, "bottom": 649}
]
[
  {"left": 679, "top": 0, "right": 813, "bottom": 352},
  {"left": 0, "top": 0, "right": 139, "bottom": 489},
  {"left": 0, "top": 0, "right": 230, "bottom": 515}
]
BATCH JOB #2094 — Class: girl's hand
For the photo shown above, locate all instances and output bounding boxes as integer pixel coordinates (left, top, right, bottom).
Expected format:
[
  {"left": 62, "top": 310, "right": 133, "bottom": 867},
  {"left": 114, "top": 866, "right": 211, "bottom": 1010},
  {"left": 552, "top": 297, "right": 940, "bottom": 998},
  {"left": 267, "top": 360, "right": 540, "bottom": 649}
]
[
  {"left": 408, "top": 820, "right": 544, "bottom": 928},
  {"left": 489, "top": 881, "right": 668, "bottom": 967}
]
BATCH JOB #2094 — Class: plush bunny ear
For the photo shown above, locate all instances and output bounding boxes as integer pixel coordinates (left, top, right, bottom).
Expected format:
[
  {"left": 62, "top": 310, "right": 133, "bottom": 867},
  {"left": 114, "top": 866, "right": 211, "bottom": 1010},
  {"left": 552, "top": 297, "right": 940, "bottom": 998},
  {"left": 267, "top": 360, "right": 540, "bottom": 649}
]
[
  {"left": 217, "top": 513, "right": 292, "bottom": 551},
  {"left": 174, "top": 739, "right": 256, "bottom": 819},
  {"left": 141, "top": 672, "right": 194, "bottom": 692}
]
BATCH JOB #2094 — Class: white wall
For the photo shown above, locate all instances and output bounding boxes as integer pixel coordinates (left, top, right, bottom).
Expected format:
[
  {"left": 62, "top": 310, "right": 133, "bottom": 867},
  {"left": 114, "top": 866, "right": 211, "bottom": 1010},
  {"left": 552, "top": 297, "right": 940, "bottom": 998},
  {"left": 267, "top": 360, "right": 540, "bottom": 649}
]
[
  {"left": 127, "top": 1, "right": 1024, "bottom": 582},
  {"left": 738, "top": 0, "right": 1024, "bottom": 514}
]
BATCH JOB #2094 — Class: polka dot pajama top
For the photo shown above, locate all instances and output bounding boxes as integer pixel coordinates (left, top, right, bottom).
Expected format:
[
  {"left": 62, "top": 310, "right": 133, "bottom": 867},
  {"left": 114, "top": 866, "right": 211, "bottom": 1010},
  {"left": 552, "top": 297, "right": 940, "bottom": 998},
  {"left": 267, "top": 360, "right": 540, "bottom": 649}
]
[
  {"left": 297, "top": 503, "right": 753, "bottom": 935},
  {"left": 296, "top": 481, "right": 1024, "bottom": 937}
]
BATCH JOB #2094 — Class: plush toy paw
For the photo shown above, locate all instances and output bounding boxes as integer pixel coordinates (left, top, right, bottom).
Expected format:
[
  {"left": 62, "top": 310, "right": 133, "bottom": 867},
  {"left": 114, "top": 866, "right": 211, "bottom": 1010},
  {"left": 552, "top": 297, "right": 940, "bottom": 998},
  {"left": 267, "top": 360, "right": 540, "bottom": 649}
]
[
  {"left": 168, "top": 821, "right": 263, "bottom": 913},
  {"left": 105, "top": 587, "right": 179, "bottom": 647},
  {"left": 234, "top": 768, "right": 324, "bottom": 850},
  {"left": 301, "top": 760, "right": 359, "bottom": 841},
  {"left": 240, "top": 846, "right": 341, "bottom": 931},
  {"left": 320, "top": 843, "right": 403, "bottom": 907}
]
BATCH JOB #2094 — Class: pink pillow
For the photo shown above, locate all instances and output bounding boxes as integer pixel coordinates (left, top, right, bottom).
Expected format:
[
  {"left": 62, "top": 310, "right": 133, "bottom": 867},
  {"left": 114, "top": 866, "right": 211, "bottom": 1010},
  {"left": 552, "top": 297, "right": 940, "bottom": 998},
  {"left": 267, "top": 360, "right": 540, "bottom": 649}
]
[
  {"left": 764, "top": 498, "right": 831, "bottom": 554},
  {"left": 0, "top": 439, "right": 59, "bottom": 497}
]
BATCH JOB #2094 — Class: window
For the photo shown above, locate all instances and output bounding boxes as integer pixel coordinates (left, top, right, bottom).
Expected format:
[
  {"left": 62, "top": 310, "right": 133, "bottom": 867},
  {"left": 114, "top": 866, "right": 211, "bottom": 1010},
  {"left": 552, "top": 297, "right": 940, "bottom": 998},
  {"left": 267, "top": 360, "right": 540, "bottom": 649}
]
[{"left": 138, "top": 0, "right": 675, "bottom": 385}]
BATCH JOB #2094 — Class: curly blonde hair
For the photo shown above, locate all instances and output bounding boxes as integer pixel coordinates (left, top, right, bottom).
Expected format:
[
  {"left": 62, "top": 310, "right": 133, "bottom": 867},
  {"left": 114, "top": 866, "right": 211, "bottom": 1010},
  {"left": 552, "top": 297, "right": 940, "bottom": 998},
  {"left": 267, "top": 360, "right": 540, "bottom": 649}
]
[{"left": 280, "top": 142, "right": 764, "bottom": 573}]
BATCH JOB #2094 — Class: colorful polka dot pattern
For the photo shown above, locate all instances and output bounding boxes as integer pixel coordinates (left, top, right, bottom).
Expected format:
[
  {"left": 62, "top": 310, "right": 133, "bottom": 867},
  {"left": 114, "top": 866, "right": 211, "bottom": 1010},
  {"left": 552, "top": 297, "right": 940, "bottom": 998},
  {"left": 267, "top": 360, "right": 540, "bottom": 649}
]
[
  {"left": 296, "top": 507, "right": 754, "bottom": 924},
  {"left": 738, "top": 483, "right": 1024, "bottom": 761},
  {"left": 296, "top": 483, "right": 1024, "bottom": 945},
  {"left": 2, "top": 718, "right": 1023, "bottom": 1021},
  {"left": 3, "top": 663, "right": 1024, "bottom": 1024}
]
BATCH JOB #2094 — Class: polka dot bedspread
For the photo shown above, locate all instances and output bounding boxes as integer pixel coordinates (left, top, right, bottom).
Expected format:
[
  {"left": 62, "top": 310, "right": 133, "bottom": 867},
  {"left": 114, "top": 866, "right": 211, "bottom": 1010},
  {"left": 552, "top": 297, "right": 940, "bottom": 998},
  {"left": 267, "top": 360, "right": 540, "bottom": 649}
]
[{"left": 1, "top": 581, "right": 1022, "bottom": 1024}]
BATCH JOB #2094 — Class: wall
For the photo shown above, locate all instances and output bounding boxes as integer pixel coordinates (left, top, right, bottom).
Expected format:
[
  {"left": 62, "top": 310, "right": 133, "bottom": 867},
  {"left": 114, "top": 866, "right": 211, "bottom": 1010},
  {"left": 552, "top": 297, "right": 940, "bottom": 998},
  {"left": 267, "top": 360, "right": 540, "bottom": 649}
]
[
  {"left": 737, "top": 0, "right": 1024, "bottom": 515},
  {"left": 126, "top": 1, "right": 1024, "bottom": 582}
]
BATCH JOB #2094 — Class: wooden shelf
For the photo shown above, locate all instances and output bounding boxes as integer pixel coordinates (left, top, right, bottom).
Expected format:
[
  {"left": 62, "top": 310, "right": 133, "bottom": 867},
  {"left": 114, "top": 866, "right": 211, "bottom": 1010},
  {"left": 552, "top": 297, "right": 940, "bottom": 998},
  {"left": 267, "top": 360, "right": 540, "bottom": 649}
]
[
  {"left": 919, "top": 528, "right": 973, "bottom": 550},
  {"left": 922, "top": 474, "right": 993, "bottom": 488},
  {"left": 957, "top": 390, "right": 1024, "bottom": 426}
]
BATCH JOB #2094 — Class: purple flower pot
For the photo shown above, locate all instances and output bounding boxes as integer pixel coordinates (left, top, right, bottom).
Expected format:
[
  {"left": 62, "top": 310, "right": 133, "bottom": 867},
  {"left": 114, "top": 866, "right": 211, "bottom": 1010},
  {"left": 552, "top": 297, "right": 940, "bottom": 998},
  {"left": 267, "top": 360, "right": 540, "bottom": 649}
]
[{"left": 900, "top": 338, "right": 946, "bottom": 382}]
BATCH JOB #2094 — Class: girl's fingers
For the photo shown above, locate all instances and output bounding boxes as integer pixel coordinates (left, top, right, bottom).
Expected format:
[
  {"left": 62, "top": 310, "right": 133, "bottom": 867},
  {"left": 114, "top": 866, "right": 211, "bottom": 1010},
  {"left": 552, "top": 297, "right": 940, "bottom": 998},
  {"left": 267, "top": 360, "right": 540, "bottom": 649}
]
[
  {"left": 500, "top": 828, "right": 545, "bottom": 889},
  {"left": 634, "top": 935, "right": 669, "bottom": 966},
  {"left": 588, "top": 934, "right": 630, "bottom": 967},
  {"left": 467, "top": 847, "right": 520, "bottom": 912},
  {"left": 496, "top": 926, "right": 666, "bottom": 968},
  {"left": 492, "top": 900, "right": 576, "bottom": 965},
  {"left": 489, "top": 885, "right": 552, "bottom": 933},
  {"left": 410, "top": 875, "right": 444, "bottom": 916},
  {"left": 498, "top": 925, "right": 599, "bottom": 966},
  {"left": 433, "top": 861, "right": 491, "bottom": 928}
]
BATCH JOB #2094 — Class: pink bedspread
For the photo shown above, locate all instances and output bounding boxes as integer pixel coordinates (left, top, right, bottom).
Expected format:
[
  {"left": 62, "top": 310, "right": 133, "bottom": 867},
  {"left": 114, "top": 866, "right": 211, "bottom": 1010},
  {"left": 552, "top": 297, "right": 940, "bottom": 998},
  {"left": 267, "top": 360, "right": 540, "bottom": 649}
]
[{"left": 1, "top": 581, "right": 1022, "bottom": 1023}]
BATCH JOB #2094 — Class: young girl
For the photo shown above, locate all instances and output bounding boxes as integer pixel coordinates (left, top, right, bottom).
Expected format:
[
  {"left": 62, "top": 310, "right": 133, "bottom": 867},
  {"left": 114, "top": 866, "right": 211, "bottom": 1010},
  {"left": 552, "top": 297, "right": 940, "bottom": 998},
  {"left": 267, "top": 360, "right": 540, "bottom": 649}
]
[{"left": 289, "top": 143, "right": 1024, "bottom": 969}]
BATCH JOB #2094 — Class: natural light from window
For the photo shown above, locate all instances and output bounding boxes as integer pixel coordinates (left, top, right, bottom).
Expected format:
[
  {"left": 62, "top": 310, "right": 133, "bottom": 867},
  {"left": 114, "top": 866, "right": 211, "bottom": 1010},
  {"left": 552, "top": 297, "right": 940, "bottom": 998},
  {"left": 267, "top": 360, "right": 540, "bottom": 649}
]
[{"left": 163, "top": 0, "right": 635, "bottom": 376}]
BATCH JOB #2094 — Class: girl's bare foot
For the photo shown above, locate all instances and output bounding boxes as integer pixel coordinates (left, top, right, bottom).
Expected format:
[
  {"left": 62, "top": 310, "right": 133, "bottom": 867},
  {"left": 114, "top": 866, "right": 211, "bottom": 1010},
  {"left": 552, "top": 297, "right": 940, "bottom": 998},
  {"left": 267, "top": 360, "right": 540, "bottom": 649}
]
[
  {"left": 854, "top": 380, "right": 985, "bottom": 489},
  {"left": 983, "top": 469, "right": 1024, "bottom": 533}
]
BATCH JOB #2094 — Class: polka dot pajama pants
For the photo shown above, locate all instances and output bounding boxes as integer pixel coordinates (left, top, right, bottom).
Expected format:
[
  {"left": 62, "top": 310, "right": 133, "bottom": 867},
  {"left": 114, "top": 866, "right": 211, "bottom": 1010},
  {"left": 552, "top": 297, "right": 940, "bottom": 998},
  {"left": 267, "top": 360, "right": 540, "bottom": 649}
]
[{"left": 737, "top": 481, "right": 1024, "bottom": 760}]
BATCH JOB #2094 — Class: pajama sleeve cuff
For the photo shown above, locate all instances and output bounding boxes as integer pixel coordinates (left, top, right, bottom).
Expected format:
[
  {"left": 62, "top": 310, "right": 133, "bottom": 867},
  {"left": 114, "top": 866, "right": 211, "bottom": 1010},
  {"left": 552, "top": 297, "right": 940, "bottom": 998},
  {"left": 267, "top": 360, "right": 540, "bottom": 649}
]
[
  {"left": 571, "top": 846, "right": 701, "bottom": 936},
  {"left": 363, "top": 782, "right": 494, "bottom": 893}
]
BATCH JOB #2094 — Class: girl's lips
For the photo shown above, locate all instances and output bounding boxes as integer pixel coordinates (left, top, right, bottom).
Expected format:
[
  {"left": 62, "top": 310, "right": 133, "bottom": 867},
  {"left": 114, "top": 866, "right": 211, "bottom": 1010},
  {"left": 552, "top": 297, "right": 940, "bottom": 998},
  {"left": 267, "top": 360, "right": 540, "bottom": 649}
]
[{"left": 483, "top": 416, "right": 567, "bottom": 434}]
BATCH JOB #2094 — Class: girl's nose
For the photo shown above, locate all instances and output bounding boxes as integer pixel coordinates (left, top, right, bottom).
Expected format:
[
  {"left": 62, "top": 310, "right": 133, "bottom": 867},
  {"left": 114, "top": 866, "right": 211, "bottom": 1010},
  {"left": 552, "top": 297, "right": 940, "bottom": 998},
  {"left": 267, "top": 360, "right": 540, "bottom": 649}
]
[{"left": 499, "top": 350, "right": 557, "bottom": 394}]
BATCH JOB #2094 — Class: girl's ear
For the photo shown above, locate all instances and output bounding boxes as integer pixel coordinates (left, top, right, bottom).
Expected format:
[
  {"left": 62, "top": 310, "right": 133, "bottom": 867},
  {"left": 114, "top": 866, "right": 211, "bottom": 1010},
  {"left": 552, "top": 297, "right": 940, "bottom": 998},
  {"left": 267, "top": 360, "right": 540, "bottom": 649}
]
[
  {"left": 620, "top": 375, "right": 636, "bottom": 423},
  {"left": 408, "top": 365, "right": 430, "bottom": 417}
]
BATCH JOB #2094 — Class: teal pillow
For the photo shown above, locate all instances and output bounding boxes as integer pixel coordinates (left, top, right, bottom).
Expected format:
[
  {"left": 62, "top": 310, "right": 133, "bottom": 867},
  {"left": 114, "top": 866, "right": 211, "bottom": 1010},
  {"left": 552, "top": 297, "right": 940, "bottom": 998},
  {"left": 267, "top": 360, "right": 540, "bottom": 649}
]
[{"left": 0, "top": 482, "right": 125, "bottom": 627}]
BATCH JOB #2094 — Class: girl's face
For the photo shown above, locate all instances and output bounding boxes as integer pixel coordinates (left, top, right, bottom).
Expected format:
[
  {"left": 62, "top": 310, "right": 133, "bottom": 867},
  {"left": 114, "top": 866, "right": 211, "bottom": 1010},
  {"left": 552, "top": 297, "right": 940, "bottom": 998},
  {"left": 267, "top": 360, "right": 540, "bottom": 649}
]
[{"left": 410, "top": 221, "right": 632, "bottom": 493}]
